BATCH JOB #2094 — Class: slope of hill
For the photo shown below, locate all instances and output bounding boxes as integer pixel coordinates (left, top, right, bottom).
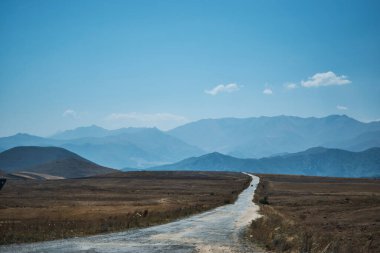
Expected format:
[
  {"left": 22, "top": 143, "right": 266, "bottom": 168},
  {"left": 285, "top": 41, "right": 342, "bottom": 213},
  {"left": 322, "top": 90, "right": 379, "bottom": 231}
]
[
  {"left": 26, "top": 158, "right": 117, "bottom": 178},
  {"left": 168, "top": 115, "right": 380, "bottom": 158},
  {"left": 7, "top": 171, "right": 65, "bottom": 180},
  {"left": 150, "top": 147, "right": 380, "bottom": 178},
  {"left": 156, "top": 152, "right": 247, "bottom": 171},
  {"left": 0, "top": 146, "right": 116, "bottom": 178}
]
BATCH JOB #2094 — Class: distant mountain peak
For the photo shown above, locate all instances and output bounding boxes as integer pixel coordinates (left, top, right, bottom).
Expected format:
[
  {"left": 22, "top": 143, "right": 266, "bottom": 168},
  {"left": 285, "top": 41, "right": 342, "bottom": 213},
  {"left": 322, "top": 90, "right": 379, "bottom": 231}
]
[
  {"left": 196, "top": 152, "right": 236, "bottom": 161},
  {"left": 202, "top": 152, "right": 227, "bottom": 158},
  {"left": 51, "top": 125, "right": 109, "bottom": 140},
  {"left": 85, "top": 124, "right": 104, "bottom": 129},
  {"left": 15, "top": 133, "right": 30, "bottom": 136},
  {"left": 14, "top": 133, "right": 39, "bottom": 137},
  {"left": 62, "top": 124, "right": 106, "bottom": 132},
  {"left": 324, "top": 114, "right": 358, "bottom": 122},
  {"left": 303, "top": 146, "right": 328, "bottom": 153}
]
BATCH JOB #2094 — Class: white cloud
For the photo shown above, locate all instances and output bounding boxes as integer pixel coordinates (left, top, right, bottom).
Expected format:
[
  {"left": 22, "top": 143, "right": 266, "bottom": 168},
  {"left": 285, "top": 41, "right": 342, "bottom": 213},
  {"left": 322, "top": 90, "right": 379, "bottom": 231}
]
[
  {"left": 205, "top": 83, "right": 240, "bottom": 95},
  {"left": 301, "top": 71, "right": 351, "bottom": 87},
  {"left": 263, "top": 88, "right": 273, "bottom": 95},
  {"left": 284, "top": 82, "right": 297, "bottom": 89},
  {"left": 336, "top": 105, "right": 348, "bottom": 110},
  {"left": 62, "top": 109, "right": 79, "bottom": 119},
  {"left": 104, "top": 112, "right": 188, "bottom": 130}
]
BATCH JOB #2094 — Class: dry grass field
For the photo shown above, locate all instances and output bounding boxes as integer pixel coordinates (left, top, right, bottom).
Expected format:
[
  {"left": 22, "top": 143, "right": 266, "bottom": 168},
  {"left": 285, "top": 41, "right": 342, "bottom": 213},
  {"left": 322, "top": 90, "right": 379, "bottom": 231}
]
[
  {"left": 250, "top": 174, "right": 380, "bottom": 253},
  {"left": 0, "top": 171, "right": 251, "bottom": 245}
]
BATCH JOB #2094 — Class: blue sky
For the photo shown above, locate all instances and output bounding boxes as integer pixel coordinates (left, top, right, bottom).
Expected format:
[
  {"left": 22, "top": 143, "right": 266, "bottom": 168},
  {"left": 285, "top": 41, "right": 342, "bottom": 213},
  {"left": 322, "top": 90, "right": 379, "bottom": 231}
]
[{"left": 1, "top": 0, "right": 379, "bottom": 136}]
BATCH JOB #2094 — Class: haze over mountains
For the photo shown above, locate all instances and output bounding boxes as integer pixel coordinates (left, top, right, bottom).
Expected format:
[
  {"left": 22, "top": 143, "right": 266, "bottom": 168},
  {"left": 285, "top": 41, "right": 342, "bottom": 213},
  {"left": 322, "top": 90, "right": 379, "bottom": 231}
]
[
  {"left": 51, "top": 125, "right": 144, "bottom": 140},
  {"left": 169, "top": 115, "right": 380, "bottom": 158},
  {"left": 151, "top": 147, "right": 380, "bottom": 178},
  {"left": 0, "top": 115, "right": 379, "bottom": 171},
  {"left": 0, "top": 127, "right": 203, "bottom": 169}
]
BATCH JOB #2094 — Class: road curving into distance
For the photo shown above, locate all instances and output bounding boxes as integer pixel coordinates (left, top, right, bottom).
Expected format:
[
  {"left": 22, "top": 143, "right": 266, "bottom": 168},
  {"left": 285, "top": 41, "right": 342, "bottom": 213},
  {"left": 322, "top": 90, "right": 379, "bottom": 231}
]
[{"left": 0, "top": 173, "right": 264, "bottom": 253}]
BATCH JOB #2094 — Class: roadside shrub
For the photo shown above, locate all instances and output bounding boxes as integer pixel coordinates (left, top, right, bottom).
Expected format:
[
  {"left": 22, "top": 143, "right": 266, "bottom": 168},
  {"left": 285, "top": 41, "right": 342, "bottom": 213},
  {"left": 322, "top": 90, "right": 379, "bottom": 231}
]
[{"left": 259, "top": 196, "right": 269, "bottom": 205}]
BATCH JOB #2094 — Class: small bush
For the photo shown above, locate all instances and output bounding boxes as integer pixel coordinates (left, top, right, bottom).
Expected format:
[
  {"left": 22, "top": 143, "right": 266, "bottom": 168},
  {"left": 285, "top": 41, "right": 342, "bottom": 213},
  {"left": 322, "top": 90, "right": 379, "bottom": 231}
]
[{"left": 259, "top": 196, "right": 269, "bottom": 205}]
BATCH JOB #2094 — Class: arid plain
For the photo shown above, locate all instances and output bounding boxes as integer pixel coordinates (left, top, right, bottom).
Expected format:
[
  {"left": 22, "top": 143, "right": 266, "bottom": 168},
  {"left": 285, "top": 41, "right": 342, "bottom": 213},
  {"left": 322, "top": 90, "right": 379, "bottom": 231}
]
[{"left": 0, "top": 171, "right": 250, "bottom": 244}]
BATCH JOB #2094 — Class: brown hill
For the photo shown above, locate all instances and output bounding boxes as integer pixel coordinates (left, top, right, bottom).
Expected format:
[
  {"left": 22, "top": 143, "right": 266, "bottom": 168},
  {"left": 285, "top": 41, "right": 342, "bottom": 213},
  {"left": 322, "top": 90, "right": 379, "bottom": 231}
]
[{"left": 0, "top": 146, "right": 117, "bottom": 178}]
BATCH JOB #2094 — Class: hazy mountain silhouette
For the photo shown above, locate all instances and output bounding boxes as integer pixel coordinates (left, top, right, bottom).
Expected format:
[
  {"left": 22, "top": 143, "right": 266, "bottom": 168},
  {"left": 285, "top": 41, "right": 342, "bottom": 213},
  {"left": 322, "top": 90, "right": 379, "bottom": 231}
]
[
  {"left": 51, "top": 125, "right": 110, "bottom": 139},
  {"left": 150, "top": 147, "right": 380, "bottom": 178},
  {"left": 168, "top": 115, "right": 380, "bottom": 158},
  {"left": 0, "top": 127, "right": 204, "bottom": 169},
  {"left": 51, "top": 125, "right": 148, "bottom": 140},
  {"left": 0, "top": 133, "right": 59, "bottom": 151},
  {"left": 0, "top": 146, "right": 116, "bottom": 178},
  {"left": 1, "top": 115, "right": 379, "bottom": 169},
  {"left": 325, "top": 130, "right": 380, "bottom": 151},
  {"left": 60, "top": 128, "right": 204, "bottom": 168}
]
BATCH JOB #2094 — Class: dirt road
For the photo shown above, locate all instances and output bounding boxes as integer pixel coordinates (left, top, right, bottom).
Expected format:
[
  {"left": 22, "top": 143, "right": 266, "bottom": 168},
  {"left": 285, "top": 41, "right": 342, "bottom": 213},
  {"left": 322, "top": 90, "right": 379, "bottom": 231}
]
[{"left": 0, "top": 174, "right": 263, "bottom": 253}]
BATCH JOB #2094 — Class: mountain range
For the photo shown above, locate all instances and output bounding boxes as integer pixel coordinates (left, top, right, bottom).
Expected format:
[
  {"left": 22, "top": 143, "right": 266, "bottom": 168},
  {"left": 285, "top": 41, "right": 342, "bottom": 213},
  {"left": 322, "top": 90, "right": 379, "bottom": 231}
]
[
  {"left": 0, "top": 115, "right": 379, "bottom": 170},
  {"left": 168, "top": 115, "right": 380, "bottom": 158},
  {"left": 0, "top": 146, "right": 116, "bottom": 178},
  {"left": 0, "top": 127, "right": 203, "bottom": 169},
  {"left": 150, "top": 147, "right": 380, "bottom": 178}
]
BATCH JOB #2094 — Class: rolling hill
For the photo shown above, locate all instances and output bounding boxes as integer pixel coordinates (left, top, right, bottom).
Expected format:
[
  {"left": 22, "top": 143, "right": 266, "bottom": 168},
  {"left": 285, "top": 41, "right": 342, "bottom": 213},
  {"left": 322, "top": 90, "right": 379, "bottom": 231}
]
[
  {"left": 0, "top": 146, "right": 117, "bottom": 178},
  {"left": 150, "top": 147, "right": 380, "bottom": 178}
]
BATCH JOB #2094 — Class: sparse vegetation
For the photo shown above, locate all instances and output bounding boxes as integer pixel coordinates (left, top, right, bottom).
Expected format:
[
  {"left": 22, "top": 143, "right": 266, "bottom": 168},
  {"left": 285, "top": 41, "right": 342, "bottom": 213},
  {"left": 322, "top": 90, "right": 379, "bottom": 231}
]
[
  {"left": 0, "top": 171, "right": 250, "bottom": 245},
  {"left": 249, "top": 174, "right": 380, "bottom": 253},
  {"left": 258, "top": 196, "right": 269, "bottom": 205}
]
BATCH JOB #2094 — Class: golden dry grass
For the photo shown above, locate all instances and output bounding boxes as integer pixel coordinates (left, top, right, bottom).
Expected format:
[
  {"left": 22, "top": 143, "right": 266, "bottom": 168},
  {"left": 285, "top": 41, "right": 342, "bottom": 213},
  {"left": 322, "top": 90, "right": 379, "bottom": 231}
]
[
  {"left": 0, "top": 171, "right": 251, "bottom": 245},
  {"left": 250, "top": 174, "right": 380, "bottom": 253}
]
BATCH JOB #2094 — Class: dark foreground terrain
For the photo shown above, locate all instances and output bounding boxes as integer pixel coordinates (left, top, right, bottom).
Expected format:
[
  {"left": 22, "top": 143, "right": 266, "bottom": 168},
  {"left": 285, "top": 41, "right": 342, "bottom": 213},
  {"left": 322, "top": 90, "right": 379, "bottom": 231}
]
[
  {"left": 0, "top": 171, "right": 250, "bottom": 245},
  {"left": 250, "top": 174, "right": 380, "bottom": 253}
]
